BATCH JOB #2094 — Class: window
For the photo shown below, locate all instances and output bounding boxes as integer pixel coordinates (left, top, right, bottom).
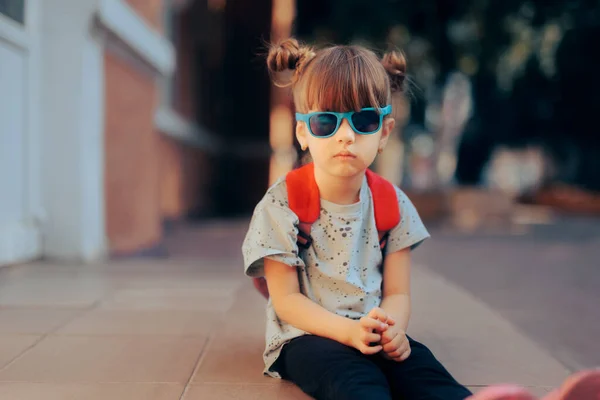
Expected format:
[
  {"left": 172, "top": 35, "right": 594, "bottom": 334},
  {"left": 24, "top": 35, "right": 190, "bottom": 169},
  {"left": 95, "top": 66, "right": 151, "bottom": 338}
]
[
  {"left": 161, "top": 0, "right": 178, "bottom": 108},
  {"left": 0, "top": 0, "right": 25, "bottom": 24}
]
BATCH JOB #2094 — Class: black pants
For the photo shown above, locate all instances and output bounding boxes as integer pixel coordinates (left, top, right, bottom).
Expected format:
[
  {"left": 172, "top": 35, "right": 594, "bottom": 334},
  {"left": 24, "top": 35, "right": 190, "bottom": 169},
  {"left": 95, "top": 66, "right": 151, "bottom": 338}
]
[{"left": 277, "top": 335, "right": 472, "bottom": 400}]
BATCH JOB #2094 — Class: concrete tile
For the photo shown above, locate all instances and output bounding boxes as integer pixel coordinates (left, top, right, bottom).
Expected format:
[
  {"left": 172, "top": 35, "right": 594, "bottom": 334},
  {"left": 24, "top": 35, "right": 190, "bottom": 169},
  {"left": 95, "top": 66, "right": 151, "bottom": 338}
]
[
  {"left": 192, "top": 339, "right": 273, "bottom": 385},
  {"left": 409, "top": 267, "right": 571, "bottom": 387},
  {"left": 99, "top": 287, "right": 237, "bottom": 312},
  {"left": 191, "top": 283, "right": 272, "bottom": 385},
  {"left": 220, "top": 285, "right": 268, "bottom": 338},
  {"left": 0, "top": 263, "right": 98, "bottom": 279},
  {"left": 0, "top": 336, "right": 206, "bottom": 383},
  {"left": 0, "top": 276, "right": 113, "bottom": 307},
  {"left": 0, "top": 308, "right": 81, "bottom": 334},
  {"left": 115, "top": 274, "right": 244, "bottom": 291},
  {"left": 56, "top": 309, "right": 221, "bottom": 336},
  {"left": 0, "top": 383, "right": 183, "bottom": 400},
  {"left": 415, "top": 228, "right": 600, "bottom": 370},
  {"left": 1, "top": 220, "right": 587, "bottom": 396},
  {"left": 467, "top": 385, "right": 553, "bottom": 397},
  {"left": 183, "top": 384, "right": 280, "bottom": 400},
  {"left": 99, "top": 260, "right": 243, "bottom": 280},
  {"left": 0, "top": 335, "right": 40, "bottom": 368}
]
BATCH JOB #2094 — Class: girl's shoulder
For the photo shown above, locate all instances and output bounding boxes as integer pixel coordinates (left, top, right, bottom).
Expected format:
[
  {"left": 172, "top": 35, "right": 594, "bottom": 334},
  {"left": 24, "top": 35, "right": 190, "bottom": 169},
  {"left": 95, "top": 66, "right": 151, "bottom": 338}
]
[
  {"left": 259, "top": 176, "right": 290, "bottom": 209},
  {"left": 392, "top": 184, "right": 411, "bottom": 205},
  {"left": 251, "top": 177, "right": 299, "bottom": 224},
  {"left": 266, "top": 177, "right": 289, "bottom": 202}
]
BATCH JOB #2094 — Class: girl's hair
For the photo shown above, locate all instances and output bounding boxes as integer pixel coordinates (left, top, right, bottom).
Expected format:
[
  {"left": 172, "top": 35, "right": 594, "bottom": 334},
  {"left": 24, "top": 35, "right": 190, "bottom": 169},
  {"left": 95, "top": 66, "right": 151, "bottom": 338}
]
[{"left": 267, "top": 38, "right": 406, "bottom": 113}]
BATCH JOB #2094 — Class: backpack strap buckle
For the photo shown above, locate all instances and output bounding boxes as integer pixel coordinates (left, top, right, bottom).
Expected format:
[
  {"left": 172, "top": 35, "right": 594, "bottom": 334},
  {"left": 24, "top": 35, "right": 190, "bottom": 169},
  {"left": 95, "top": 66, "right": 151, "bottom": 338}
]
[
  {"left": 378, "top": 230, "right": 390, "bottom": 251},
  {"left": 297, "top": 222, "right": 313, "bottom": 249}
]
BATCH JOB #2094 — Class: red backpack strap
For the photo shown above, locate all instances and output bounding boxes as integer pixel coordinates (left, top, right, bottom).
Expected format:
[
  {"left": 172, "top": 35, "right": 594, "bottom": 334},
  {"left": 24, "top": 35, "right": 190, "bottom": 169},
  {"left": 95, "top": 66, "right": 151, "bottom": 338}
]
[
  {"left": 365, "top": 169, "right": 401, "bottom": 250},
  {"left": 253, "top": 163, "right": 320, "bottom": 300},
  {"left": 286, "top": 163, "right": 320, "bottom": 249}
]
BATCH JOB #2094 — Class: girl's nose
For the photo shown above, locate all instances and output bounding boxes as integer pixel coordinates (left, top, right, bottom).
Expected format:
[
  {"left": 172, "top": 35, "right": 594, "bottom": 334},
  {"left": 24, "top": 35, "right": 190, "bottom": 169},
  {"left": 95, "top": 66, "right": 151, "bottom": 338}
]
[{"left": 336, "top": 119, "right": 355, "bottom": 143}]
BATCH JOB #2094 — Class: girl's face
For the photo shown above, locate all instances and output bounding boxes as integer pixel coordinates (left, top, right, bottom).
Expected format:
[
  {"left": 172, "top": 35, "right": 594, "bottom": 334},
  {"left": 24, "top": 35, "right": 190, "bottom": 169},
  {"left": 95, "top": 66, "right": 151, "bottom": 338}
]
[{"left": 296, "top": 109, "right": 395, "bottom": 178}]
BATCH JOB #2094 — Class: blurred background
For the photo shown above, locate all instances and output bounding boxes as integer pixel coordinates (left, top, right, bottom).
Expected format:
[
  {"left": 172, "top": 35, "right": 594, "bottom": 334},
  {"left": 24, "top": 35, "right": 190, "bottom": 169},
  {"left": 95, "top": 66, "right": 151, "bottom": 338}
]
[{"left": 1, "top": 0, "right": 598, "bottom": 371}]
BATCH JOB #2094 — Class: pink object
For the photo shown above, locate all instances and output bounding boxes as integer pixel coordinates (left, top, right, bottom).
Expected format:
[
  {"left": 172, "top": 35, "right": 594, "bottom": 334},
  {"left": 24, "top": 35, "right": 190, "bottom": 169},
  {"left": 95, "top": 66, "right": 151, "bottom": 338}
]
[
  {"left": 542, "top": 369, "right": 600, "bottom": 400},
  {"left": 466, "top": 385, "right": 537, "bottom": 400},
  {"left": 253, "top": 277, "right": 269, "bottom": 299}
]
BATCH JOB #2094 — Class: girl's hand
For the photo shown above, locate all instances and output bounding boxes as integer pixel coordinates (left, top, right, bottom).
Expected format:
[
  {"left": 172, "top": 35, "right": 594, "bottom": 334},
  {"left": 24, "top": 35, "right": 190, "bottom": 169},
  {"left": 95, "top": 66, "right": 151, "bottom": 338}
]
[
  {"left": 346, "top": 308, "right": 390, "bottom": 355},
  {"left": 369, "top": 307, "right": 396, "bottom": 327},
  {"left": 380, "top": 325, "right": 411, "bottom": 362}
]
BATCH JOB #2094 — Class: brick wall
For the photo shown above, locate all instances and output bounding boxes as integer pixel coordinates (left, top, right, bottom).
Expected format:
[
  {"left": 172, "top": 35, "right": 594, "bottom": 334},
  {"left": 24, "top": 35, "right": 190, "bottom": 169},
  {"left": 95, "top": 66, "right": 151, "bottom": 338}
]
[
  {"left": 158, "top": 134, "right": 184, "bottom": 221},
  {"left": 104, "top": 51, "right": 162, "bottom": 254},
  {"left": 104, "top": 1, "right": 215, "bottom": 255},
  {"left": 158, "top": 135, "right": 214, "bottom": 221},
  {"left": 157, "top": 6, "right": 214, "bottom": 222},
  {"left": 104, "top": 0, "right": 164, "bottom": 255},
  {"left": 125, "top": 0, "right": 163, "bottom": 30}
]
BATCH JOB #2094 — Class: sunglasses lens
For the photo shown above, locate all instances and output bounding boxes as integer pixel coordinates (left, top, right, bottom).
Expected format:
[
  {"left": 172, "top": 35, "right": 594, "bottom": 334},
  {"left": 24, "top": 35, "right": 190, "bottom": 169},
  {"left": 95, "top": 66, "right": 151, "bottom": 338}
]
[
  {"left": 351, "top": 110, "right": 381, "bottom": 133},
  {"left": 309, "top": 113, "right": 338, "bottom": 137}
]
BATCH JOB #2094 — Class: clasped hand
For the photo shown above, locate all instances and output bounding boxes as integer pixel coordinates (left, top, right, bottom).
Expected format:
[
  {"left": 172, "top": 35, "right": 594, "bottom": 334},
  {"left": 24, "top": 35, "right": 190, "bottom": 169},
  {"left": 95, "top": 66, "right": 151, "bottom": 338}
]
[{"left": 347, "top": 307, "right": 411, "bottom": 362}]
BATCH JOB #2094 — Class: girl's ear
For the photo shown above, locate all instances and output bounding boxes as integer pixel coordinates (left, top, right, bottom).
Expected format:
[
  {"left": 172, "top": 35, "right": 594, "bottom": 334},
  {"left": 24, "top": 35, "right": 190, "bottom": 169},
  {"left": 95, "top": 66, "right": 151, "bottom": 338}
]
[
  {"left": 296, "top": 121, "right": 308, "bottom": 151},
  {"left": 379, "top": 118, "right": 395, "bottom": 149}
]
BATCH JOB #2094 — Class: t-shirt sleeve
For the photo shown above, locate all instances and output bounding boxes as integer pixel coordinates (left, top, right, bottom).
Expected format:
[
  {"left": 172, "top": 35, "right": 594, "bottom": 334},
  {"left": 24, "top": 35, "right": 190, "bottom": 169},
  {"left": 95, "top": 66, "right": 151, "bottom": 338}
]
[
  {"left": 242, "top": 180, "right": 305, "bottom": 278},
  {"left": 384, "top": 187, "right": 431, "bottom": 254}
]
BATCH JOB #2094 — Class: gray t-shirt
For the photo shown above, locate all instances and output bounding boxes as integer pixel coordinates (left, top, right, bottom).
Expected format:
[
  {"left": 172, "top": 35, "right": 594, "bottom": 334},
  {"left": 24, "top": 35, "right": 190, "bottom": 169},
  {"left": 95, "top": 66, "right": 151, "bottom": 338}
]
[{"left": 242, "top": 176, "right": 430, "bottom": 378}]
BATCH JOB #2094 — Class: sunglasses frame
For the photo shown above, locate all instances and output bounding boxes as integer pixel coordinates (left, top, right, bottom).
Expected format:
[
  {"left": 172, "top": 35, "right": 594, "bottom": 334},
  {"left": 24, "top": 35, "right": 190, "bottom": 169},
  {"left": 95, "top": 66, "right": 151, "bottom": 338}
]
[{"left": 295, "top": 105, "right": 392, "bottom": 138}]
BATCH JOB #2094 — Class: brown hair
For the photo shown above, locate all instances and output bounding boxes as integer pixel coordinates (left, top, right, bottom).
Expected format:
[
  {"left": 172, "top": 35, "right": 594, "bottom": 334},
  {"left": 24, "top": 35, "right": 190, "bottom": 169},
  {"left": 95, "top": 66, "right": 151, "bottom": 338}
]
[{"left": 267, "top": 38, "right": 406, "bottom": 113}]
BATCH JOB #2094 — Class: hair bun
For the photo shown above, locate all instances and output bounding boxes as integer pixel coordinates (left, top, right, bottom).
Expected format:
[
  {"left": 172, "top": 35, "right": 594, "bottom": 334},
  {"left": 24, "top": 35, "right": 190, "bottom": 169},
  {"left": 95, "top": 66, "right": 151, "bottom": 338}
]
[
  {"left": 267, "top": 38, "right": 315, "bottom": 77},
  {"left": 382, "top": 51, "right": 407, "bottom": 93}
]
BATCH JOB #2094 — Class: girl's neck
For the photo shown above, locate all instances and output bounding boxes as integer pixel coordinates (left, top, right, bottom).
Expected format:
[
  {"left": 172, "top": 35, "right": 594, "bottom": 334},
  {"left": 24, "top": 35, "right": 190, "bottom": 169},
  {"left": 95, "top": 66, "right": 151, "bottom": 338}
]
[{"left": 313, "top": 167, "right": 364, "bottom": 205}]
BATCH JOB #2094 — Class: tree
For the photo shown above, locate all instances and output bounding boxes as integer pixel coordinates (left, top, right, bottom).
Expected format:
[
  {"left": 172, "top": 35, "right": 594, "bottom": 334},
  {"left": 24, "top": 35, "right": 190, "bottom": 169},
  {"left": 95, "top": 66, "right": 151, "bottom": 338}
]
[{"left": 295, "top": 0, "right": 600, "bottom": 190}]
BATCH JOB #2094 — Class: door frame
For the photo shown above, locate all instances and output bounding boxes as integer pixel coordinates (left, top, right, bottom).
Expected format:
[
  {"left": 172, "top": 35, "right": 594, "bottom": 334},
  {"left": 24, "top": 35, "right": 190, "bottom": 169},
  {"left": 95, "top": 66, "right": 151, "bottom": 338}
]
[{"left": 0, "top": 0, "right": 43, "bottom": 265}]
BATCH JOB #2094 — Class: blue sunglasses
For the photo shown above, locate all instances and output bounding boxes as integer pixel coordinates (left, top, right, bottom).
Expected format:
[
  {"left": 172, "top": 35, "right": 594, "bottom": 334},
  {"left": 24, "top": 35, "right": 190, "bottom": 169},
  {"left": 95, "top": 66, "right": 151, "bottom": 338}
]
[{"left": 295, "top": 105, "right": 392, "bottom": 138}]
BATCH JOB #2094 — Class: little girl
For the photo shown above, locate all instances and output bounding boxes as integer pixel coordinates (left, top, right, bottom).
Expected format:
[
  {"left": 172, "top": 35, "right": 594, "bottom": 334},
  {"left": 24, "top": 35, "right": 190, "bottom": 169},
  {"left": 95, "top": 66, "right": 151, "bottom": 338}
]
[{"left": 242, "top": 38, "right": 600, "bottom": 400}]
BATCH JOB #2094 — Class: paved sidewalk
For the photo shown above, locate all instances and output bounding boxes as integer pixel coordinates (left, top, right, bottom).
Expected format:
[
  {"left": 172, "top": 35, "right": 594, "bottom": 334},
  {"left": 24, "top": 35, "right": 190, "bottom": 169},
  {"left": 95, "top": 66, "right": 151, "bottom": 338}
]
[{"left": 0, "top": 221, "right": 572, "bottom": 399}]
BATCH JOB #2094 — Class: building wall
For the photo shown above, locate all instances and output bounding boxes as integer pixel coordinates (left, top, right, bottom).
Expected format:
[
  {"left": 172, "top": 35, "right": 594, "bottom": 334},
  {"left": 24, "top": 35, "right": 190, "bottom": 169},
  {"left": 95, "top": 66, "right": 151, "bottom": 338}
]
[
  {"left": 104, "top": 0, "right": 164, "bottom": 255},
  {"left": 1, "top": 0, "right": 209, "bottom": 263},
  {"left": 156, "top": 4, "right": 215, "bottom": 223},
  {"left": 181, "top": 148, "right": 213, "bottom": 217},
  {"left": 104, "top": 0, "right": 213, "bottom": 255},
  {"left": 125, "top": 0, "right": 163, "bottom": 29},
  {"left": 158, "top": 137, "right": 213, "bottom": 221},
  {"left": 104, "top": 50, "right": 162, "bottom": 254}
]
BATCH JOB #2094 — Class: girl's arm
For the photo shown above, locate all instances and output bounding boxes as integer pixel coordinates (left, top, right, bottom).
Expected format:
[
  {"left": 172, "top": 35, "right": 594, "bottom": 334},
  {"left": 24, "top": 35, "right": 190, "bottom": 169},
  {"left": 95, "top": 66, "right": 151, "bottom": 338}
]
[
  {"left": 264, "top": 258, "right": 355, "bottom": 344},
  {"left": 379, "top": 248, "right": 411, "bottom": 331},
  {"left": 264, "top": 258, "right": 387, "bottom": 351}
]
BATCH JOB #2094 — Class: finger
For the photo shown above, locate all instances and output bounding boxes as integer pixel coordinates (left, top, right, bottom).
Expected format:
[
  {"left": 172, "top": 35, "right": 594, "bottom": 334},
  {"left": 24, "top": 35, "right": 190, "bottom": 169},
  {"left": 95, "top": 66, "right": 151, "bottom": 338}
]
[
  {"left": 360, "top": 317, "right": 388, "bottom": 332},
  {"left": 388, "top": 350, "right": 403, "bottom": 359},
  {"left": 380, "top": 331, "right": 395, "bottom": 345},
  {"left": 399, "top": 347, "right": 412, "bottom": 361},
  {"left": 386, "top": 316, "right": 396, "bottom": 326},
  {"left": 363, "top": 332, "right": 382, "bottom": 344},
  {"left": 383, "top": 343, "right": 401, "bottom": 358},
  {"left": 389, "top": 342, "right": 411, "bottom": 362},
  {"left": 385, "top": 341, "right": 404, "bottom": 357},
  {"left": 382, "top": 333, "right": 399, "bottom": 351},
  {"left": 383, "top": 341, "right": 399, "bottom": 354},
  {"left": 368, "top": 307, "right": 388, "bottom": 322},
  {"left": 360, "top": 344, "right": 382, "bottom": 355},
  {"left": 396, "top": 337, "right": 410, "bottom": 354}
]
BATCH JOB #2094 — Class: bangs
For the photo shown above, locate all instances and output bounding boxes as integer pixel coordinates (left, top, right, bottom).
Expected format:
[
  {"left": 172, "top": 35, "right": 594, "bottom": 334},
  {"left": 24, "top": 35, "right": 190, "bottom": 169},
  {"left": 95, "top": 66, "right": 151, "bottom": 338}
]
[{"left": 295, "top": 46, "right": 390, "bottom": 113}]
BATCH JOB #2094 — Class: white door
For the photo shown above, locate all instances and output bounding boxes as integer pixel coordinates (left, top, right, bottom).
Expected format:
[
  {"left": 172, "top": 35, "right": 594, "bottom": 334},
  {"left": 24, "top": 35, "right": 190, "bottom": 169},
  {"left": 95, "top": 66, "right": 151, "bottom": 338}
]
[{"left": 0, "top": 0, "right": 42, "bottom": 265}]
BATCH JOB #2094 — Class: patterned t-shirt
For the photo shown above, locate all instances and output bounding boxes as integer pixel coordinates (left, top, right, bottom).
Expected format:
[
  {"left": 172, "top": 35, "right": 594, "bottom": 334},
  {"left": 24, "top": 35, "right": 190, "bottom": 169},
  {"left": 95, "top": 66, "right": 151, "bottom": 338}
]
[{"left": 242, "top": 175, "right": 430, "bottom": 378}]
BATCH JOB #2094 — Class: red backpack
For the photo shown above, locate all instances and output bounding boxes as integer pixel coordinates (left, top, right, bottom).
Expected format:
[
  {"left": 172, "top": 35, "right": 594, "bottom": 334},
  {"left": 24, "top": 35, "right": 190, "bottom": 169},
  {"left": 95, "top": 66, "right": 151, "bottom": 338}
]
[{"left": 252, "top": 162, "right": 401, "bottom": 299}]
